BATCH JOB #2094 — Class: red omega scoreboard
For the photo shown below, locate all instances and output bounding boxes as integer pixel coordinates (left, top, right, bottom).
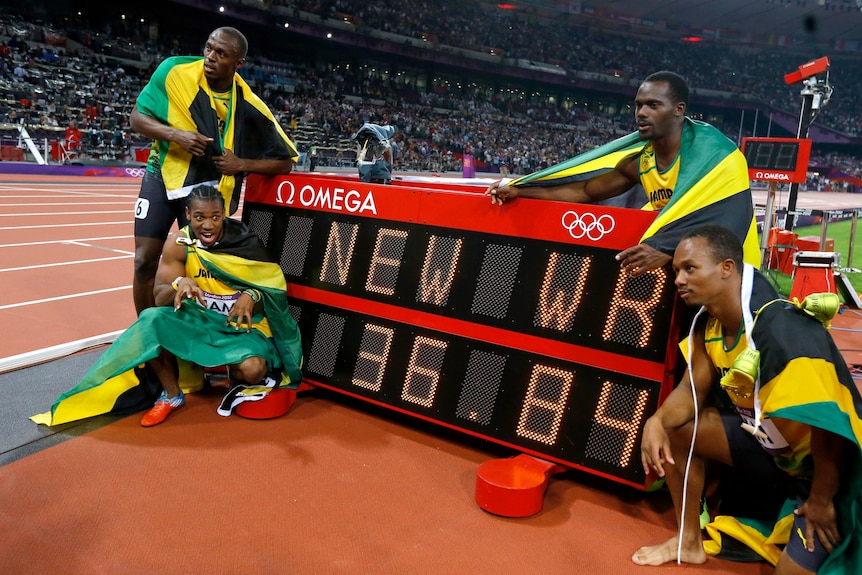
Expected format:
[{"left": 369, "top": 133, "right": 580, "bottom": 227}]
[
  {"left": 741, "top": 137, "right": 812, "bottom": 184},
  {"left": 243, "top": 173, "right": 682, "bottom": 488}
]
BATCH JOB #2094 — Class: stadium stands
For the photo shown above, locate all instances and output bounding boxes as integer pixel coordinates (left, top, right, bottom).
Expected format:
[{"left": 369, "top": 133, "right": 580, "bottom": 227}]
[{"left": 0, "top": 1, "right": 859, "bottom": 186}]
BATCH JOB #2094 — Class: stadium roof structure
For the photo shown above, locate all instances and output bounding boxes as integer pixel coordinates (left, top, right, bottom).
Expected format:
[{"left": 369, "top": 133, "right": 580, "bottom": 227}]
[{"left": 585, "top": 0, "right": 862, "bottom": 44}]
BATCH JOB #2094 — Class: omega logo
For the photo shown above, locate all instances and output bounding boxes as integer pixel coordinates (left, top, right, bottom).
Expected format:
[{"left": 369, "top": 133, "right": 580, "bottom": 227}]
[
  {"left": 275, "top": 180, "right": 377, "bottom": 214},
  {"left": 561, "top": 211, "right": 616, "bottom": 241},
  {"left": 754, "top": 171, "right": 791, "bottom": 181}
]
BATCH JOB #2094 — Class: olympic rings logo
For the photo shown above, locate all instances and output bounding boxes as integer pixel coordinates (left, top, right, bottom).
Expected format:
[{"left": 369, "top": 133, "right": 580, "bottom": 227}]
[
  {"left": 125, "top": 168, "right": 146, "bottom": 178},
  {"left": 561, "top": 211, "right": 615, "bottom": 241}
]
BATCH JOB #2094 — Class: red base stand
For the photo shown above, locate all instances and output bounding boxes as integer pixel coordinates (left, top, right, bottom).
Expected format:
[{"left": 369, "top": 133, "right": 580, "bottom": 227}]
[
  {"left": 475, "top": 454, "right": 565, "bottom": 517},
  {"left": 234, "top": 382, "right": 314, "bottom": 419},
  {"left": 766, "top": 227, "right": 798, "bottom": 274},
  {"left": 235, "top": 387, "right": 297, "bottom": 419},
  {"left": 789, "top": 251, "right": 838, "bottom": 302}
]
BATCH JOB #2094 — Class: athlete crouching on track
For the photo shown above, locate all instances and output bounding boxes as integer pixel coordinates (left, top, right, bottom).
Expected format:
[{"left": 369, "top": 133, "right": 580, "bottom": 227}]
[
  {"left": 33, "top": 185, "right": 303, "bottom": 428},
  {"left": 632, "top": 224, "right": 861, "bottom": 573},
  {"left": 139, "top": 185, "right": 300, "bottom": 425}
]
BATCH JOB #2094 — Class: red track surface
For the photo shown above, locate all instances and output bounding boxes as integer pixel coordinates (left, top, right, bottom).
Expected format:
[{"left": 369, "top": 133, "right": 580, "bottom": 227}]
[
  {"left": 4, "top": 174, "right": 862, "bottom": 575},
  {"left": 0, "top": 175, "right": 142, "bottom": 362}
]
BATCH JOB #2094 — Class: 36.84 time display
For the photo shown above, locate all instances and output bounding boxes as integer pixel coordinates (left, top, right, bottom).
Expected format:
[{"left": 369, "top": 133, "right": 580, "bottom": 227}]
[{"left": 242, "top": 174, "right": 681, "bottom": 487}]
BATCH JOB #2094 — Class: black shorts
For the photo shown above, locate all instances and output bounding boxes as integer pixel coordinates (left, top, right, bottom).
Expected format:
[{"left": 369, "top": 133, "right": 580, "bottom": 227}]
[
  {"left": 721, "top": 411, "right": 829, "bottom": 571},
  {"left": 721, "top": 410, "right": 786, "bottom": 476},
  {"left": 784, "top": 498, "right": 831, "bottom": 571},
  {"left": 719, "top": 408, "right": 795, "bottom": 519},
  {"left": 134, "top": 170, "right": 189, "bottom": 241}
]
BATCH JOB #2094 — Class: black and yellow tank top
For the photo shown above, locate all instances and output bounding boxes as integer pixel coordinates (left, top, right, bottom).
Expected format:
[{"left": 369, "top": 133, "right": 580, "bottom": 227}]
[
  {"left": 639, "top": 142, "right": 680, "bottom": 210},
  {"left": 183, "top": 239, "right": 273, "bottom": 338},
  {"left": 704, "top": 316, "right": 811, "bottom": 477}
]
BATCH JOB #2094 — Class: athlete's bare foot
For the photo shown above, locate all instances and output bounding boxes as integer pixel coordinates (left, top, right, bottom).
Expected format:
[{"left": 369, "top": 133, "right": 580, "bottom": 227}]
[{"left": 631, "top": 536, "right": 707, "bottom": 566}]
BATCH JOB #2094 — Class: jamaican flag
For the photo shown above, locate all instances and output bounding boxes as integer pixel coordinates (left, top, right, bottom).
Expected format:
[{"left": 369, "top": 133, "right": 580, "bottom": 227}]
[
  {"left": 508, "top": 118, "right": 760, "bottom": 267},
  {"left": 136, "top": 56, "right": 299, "bottom": 215},
  {"left": 32, "top": 219, "right": 303, "bottom": 427},
  {"left": 702, "top": 269, "right": 862, "bottom": 571}
]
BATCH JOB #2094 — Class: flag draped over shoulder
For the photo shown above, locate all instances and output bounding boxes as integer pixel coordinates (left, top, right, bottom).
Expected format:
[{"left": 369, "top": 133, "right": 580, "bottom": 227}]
[
  {"left": 136, "top": 56, "right": 299, "bottom": 214},
  {"left": 190, "top": 220, "right": 304, "bottom": 387},
  {"left": 31, "top": 219, "right": 303, "bottom": 427},
  {"left": 703, "top": 271, "right": 862, "bottom": 572},
  {"left": 509, "top": 118, "right": 761, "bottom": 267}
]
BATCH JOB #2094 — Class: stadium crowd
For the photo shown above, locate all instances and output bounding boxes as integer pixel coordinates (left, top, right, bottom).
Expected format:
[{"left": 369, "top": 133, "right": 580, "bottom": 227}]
[{"left": 0, "top": 1, "right": 860, "bottom": 184}]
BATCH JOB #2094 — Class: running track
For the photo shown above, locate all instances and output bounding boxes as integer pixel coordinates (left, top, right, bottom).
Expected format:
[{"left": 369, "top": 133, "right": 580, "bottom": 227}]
[{"left": 0, "top": 175, "right": 142, "bottom": 370}]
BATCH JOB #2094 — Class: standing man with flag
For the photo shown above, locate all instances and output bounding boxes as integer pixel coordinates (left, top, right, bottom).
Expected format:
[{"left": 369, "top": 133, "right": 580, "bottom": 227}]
[
  {"left": 484, "top": 71, "right": 760, "bottom": 276},
  {"left": 130, "top": 26, "right": 299, "bottom": 315}
]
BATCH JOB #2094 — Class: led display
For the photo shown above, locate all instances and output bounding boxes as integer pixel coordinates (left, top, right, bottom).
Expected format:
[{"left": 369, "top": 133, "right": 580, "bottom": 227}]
[{"left": 243, "top": 174, "right": 682, "bottom": 487}]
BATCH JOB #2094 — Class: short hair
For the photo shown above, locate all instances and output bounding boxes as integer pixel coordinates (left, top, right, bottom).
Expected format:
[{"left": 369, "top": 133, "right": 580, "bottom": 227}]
[
  {"left": 680, "top": 225, "right": 743, "bottom": 272},
  {"left": 215, "top": 26, "right": 248, "bottom": 59},
  {"left": 186, "top": 184, "right": 225, "bottom": 210},
  {"left": 643, "top": 71, "right": 689, "bottom": 106}
]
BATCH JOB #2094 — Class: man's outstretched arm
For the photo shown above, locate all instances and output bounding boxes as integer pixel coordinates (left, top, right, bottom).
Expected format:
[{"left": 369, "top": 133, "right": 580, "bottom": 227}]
[{"left": 485, "top": 153, "right": 639, "bottom": 205}]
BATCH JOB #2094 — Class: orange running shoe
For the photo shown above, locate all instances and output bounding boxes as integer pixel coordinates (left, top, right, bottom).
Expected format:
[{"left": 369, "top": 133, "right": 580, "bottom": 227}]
[{"left": 140, "top": 390, "right": 185, "bottom": 427}]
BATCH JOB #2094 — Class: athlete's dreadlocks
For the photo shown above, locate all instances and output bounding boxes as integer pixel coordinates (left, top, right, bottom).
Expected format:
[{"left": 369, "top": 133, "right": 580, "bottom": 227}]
[{"left": 186, "top": 184, "right": 225, "bottom": 210}]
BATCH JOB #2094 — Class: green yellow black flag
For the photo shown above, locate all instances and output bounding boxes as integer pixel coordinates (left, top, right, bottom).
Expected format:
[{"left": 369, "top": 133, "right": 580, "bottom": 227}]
[
  {"left": 509, "top": 118, "right": 761, "bottom": 267},
  {"left": 701, "top": 270, "right": 862, "bottom": 571},
  {"left": 32, "top": 219, "right": 303, "bottom": 426}
]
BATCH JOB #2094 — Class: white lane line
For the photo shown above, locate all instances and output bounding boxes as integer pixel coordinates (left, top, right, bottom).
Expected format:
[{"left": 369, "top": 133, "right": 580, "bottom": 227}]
[
  {"left": 0, "top": 192, "right": 137, "bottom": 197},
  {"left": 0, "top": 189, "right": 138, "bottom": 198},
  {"left": 0, "top": 235, "right": 132, "bottom": 248},
  {"left": 0, "top": 221, "right": 129, "bottom": 230},
  {"left": 0, "top": 202, "right": 133, "bottom": 206},
  {"left": 0, "top": 184, "right": 140, "bottom": 190},
  {"left": 0, "top": 330, "right": 124, "bottom": 374},
  {"left": 0, "top": 210, "right": 130, "bottom": 217},
  {"left": 62, "top": 240, "right": 133, "bottom": 255},
  {"left": 0, "top": 285, "right": 130, "bottom": 310},
  {"left": 0, "top": 254, "right": 132, "bottom": 273}
]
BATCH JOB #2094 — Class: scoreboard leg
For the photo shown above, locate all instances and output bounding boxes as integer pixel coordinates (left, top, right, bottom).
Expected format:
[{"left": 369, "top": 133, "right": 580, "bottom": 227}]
[{"left": 475, "top": 454, "right": 566, "bottom": 517}]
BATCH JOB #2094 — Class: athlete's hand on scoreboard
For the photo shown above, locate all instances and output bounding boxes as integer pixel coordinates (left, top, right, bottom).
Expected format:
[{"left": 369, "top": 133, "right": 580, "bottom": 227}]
[
  {"left": 615, "top": 244, "right": 671, "bottom": 278},
  {"left": 485, "top": 179, "right": 518, "bottom": 205}
]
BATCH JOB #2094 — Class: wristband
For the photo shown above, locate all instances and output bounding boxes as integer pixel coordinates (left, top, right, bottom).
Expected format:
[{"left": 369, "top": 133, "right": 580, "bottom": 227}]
[
  {"left": 171, "top": 276, "right": 184, "bottom": 291},
  {"left": 242, "top": 288, "right": 262, "bottom": 303}
]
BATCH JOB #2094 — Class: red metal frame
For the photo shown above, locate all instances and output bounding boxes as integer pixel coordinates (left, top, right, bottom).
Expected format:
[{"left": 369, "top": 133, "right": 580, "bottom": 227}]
[
  {"left": 245, "top": 173, "right": 654, "bottom": 249},
  {"left": 289, "top": 284, "right": 665, "bottom": 381}
]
